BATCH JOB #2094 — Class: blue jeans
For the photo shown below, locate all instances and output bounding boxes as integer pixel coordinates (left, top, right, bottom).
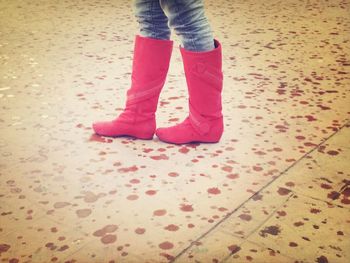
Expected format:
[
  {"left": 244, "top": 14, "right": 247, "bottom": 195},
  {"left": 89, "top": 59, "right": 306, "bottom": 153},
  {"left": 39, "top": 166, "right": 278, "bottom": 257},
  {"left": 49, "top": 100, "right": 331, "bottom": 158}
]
[{"left": 133, "top": 0, "right": 215, "bottom": 52}]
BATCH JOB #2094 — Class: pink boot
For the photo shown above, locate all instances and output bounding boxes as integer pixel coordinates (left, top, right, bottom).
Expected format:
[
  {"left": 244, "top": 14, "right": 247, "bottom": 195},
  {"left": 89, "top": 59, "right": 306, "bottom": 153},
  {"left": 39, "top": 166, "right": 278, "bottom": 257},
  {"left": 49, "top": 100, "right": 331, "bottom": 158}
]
[
  {"left": 92, "top": 35, "right": 173, "bottom": 139},
  {"left": 155, "top": 39, "right": 224, "bottom": 144}
]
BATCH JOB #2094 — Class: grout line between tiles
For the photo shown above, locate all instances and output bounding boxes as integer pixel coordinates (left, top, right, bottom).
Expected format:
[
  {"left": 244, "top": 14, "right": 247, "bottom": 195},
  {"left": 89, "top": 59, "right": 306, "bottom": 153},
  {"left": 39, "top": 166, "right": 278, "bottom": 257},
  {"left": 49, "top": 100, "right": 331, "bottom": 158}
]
[
  {"left": 242, "top": 193, "right": 295, "bottom": 240},
  {"left": 60, "top": 237, "right": 99, "bottom": 263},
  {"left": 221, "top": 189, "right": 349, "bottom": 263},
  {"left": 0, "top": 214, "right": 48, "bottom": 239},
  {"left": 219, "top": 193, "right": 298, "bottom": 262},
  {"left": 171, "top": 120, "right": 350, "bottom": 262}
]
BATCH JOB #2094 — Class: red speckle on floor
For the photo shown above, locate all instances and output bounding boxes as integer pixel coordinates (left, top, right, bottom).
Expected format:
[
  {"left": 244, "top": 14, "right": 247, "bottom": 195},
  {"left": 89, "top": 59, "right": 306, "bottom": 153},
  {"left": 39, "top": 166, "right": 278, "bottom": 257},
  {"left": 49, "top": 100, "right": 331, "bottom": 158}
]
[
  {"left": 127, "top": 194, "right": 139, "bottom": 201},
  {"left": 180, "top": 204, "right": 194, "bottom": 212},
  {"left": 89, "top": 134, "right": 113, "bottom": 143},
  {"left": 150, "top": 154, "right": 169, "bottom": 160},
  {"left": 277, "top": 187, "right": 291, "bottom": 196},
  {"left": 145, "top": 190, "right": 157, "bottom": 195},
  {"left": 76, "top": 208, "right": 92, "bottom": 218},
  {"left": 253, "top": 166, "right": 263, "bottom": 172},
  {"left": 135, "top": 228, "right": 146, "bottom": 235},
  {"left": 285, "top": 182, "right": 295, "bottom": 187},
  {"left": 153, "top": 209, "right": 167, "bottom": 216},
  {"left": 289, "top": 242, "right": 298, "bottom": 247},
  {"left": 164, "top": 224, "right": 179, "bottom": 231},
  {"left": 310, "top": 208, "right": 321, "bottom": 214},
  {"left": 222, "top": 166, "right": 233, "bottom": 173},
  {"left": 159, "top": 241, "right": 174, "bottom": 250},
  {"left": 179, "top": 147, "right": 190, "bottom": 154},
  {"left": 101, "top": 234, "right": 117, "bottom": 244},
  {"left": 227, "top": 173, "right": 239, "bottom": 179},
  {"left": 130, "top": 179, "right": 140, "bottom": 184},
  {"left": 228, "top": 244, "right": 241, "bottom": 254},
  {"left": 118, "top": 165, "right": 138, "bottom": 173},
  {"left": 93, "top": 225, "right": 118, "bottom": 237},
  {"left": 207, "top": 187, "right": 221, "bottom": 195},
  {"left": 327, "top": 150, "right": 339, "bottom": 156},
  {"left": 0, "top": 244, "right": 10, "bottom": 253},
  {"left": 239, "top": 214, "right": 252, "bottom": 221},
  {"left": 53, "top": 202, "right": 70, "bottom": 209}
]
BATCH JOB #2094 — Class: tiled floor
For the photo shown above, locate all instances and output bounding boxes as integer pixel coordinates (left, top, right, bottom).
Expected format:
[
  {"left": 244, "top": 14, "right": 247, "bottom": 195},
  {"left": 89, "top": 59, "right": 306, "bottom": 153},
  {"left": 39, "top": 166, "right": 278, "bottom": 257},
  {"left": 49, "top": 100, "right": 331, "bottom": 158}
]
[{"left": 0, "top": 0, "right": 349, "bottom": 262}]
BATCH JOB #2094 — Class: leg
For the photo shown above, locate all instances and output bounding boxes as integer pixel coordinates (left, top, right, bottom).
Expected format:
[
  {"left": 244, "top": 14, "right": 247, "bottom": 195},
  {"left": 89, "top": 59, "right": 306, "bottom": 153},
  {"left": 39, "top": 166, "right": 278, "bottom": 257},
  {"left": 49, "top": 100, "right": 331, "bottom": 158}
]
[
  {"left": 92, "top": 1, "right": 173, "bottom": 139},
  {"left": 134, "top": 0, "right": 171, "bottom": 40},
  {"left": 159, "top": 0, "right": 214, "bottom": 51},
  {"left": 155, "top": 1, "right": 224, "bottom": 144}
]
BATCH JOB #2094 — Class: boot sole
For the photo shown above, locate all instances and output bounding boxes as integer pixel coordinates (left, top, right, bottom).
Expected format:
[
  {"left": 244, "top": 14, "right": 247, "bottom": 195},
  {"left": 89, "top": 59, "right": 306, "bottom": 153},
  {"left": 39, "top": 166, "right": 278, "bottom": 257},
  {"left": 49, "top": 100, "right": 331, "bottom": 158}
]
[
  {"left": 156, "top": 137, "right": 221, "bottom": 145},
  {"left": 94, "top": 132, "right": 154, "bottom": 140}
]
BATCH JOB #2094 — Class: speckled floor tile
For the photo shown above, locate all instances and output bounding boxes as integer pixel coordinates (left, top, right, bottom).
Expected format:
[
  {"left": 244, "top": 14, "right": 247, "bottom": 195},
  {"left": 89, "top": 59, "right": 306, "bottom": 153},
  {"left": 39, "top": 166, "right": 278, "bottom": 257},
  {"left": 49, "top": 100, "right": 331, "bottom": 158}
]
[
  {"left": 274, "top": 124, "right": 350, "bottom": 206},
  {"left": 223, "top": 240, "right": 298, "bottom": 263},
  {"left": 247, "top": 194, "right": 350, "bottom": 263},
  {"left": 172, "top": 228, "right": 246, "bottom": 262},
  {"left": 0, "top": 217, "right": 90, "bottom": 263},
  {"left": 210, "top": 183, "right": 295, "bottom": 240},
  {"left": 0, "top": 200, "right": 46, "bottom": 236},
  {"left": 171, "top": 226, "right": 298, "bottom": 262},
  {"left": 1, "top": 0, "right": 349, "bottom": 262}
]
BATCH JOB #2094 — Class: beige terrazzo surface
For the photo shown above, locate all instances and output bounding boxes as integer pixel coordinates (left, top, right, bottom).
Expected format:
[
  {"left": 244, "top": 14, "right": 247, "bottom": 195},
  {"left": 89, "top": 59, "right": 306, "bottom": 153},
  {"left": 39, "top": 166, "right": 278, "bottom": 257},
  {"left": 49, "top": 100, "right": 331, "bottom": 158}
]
[{"left": 0, "top": 0, "right": 349, "bottom": 262}]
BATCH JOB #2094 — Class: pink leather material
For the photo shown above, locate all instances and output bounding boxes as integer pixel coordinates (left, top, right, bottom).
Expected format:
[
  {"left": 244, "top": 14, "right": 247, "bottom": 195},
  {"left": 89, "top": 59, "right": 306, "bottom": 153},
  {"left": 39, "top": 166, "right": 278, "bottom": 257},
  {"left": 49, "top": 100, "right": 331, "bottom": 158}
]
[
  {"left": 156, "top": 39, "right": 224, "bottom": 144},
  {"left": 92, "top": 35, "right": 173, "bottom": 139}
]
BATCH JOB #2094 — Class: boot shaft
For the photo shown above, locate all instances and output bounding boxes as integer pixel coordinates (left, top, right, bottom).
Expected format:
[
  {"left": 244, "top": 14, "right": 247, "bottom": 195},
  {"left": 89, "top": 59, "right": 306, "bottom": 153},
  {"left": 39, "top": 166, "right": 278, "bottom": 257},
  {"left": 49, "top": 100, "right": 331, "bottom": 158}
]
[
  {"left": 131, "top": 35, "right": 173, "bottom": 85},
  {"left": 125, "top": 35, "right": 173, "bottom": 114},
  {"left": 180, "top": 39, "right": 223, "bottom": 119}
]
